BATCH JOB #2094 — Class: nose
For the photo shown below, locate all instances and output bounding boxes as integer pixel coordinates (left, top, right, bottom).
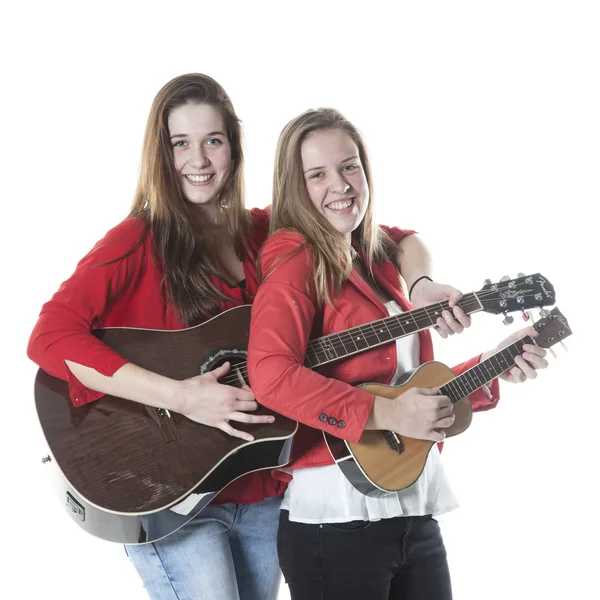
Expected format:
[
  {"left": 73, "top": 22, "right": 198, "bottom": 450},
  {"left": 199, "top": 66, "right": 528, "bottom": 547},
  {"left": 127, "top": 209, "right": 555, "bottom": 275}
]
[
  {"left": 330, "top": 171, "right": 351, "bottom": 195},
  {"left": 189, "top": 143, "right": 210, "bottom": 169}
]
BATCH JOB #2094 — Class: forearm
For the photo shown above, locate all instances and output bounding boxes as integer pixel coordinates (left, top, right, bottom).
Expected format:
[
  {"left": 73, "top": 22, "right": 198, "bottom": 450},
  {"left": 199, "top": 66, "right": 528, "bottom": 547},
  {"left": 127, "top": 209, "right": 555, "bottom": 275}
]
[{"left": 65, "top": 360, "right": 182, "bottom": 411}]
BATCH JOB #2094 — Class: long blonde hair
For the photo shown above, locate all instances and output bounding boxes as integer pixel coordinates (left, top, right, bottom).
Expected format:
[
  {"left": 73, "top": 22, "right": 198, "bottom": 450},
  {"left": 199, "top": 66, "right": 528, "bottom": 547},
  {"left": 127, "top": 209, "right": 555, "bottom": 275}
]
[
  {"left": 270, "top": 108, "right": 397, "bottom": 306},
  {"left": 129, "top": 73, "right": 251, "bottom": 324}
]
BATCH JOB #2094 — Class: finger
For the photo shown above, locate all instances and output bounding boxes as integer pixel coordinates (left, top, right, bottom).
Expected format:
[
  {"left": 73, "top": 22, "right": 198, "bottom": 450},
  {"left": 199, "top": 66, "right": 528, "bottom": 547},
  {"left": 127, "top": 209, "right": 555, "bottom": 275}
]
[
  {"left": 522, "top": 344, "right": 547, "bottom": 358},
  {"left": 429, "top": 429, "right": 446, "bottom": 442},
  {"left": 235, "top": 400, "right": 259, "bottom": 412},
  {"left": 435, "top": 317, "right": 452, "bottom": 337},
  {"left": 434, "top": 414, "right": 456, "bottom": 429},
  {"left": 521, "top": 352, "right": 549, "bottom": 370},
  {"left": 446, "top": 288, "right": 463, "bottom": 308},
  {"left": 441, "top": 310, "right": 464, "bottom": 334},
  {"left": 436, "top": 404, "right": 454, "bottom": 419},
  {"left": 235, "top": 387, "right": 256, "bottom": 401},
  {"left": 452, "top": 306, "right": 471, "bottom": 328},
  {"left": 435, "top": 395, "right": 453, "bottom": 409},
  {"left": 220, "top": 422, "right": 254, "bottom": 442},
  {"left": 504, "top": 365, "right": 526, "bottom": 383},
  {"left": 418, "top": 387, "right": 441, "bottom": 396},
  {"left": 514, "top": 355, "right": 537, "bottom": 379},
  {"left": 211, "top": 362, "right": 231, "bottom": 378},
  {"left": 228, "top": 411, "right": 276, "bottom": 425}
]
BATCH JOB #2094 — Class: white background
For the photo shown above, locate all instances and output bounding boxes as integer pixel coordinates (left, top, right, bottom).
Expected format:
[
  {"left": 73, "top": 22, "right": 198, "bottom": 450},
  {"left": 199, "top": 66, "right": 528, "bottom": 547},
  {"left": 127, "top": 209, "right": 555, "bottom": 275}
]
[{"left": 2, "top": 1, "right": 598, "bottom": 598}]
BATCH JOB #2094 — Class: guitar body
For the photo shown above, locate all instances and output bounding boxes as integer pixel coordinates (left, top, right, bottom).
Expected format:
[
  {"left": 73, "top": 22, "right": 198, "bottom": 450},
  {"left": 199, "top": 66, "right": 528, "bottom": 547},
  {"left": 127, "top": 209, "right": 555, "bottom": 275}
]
[
  {"left": 324, "top": 362, "right": 473, "bottom": 496},
  {"left": 35, "top": 305, "right": 297, "bottom": 544},
  {"left": 34, "top": 275, "right": 558, "bottom": 543}
]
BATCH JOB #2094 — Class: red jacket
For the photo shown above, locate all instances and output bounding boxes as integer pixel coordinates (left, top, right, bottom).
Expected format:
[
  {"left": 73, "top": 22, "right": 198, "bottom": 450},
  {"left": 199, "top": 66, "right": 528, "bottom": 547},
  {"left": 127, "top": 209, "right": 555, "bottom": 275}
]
[
  {"left": 247, "top": 229, "right": 500, "bottom": 477},
  {"left": 27, "top": 207, "right": 287, "bottom": 504}
]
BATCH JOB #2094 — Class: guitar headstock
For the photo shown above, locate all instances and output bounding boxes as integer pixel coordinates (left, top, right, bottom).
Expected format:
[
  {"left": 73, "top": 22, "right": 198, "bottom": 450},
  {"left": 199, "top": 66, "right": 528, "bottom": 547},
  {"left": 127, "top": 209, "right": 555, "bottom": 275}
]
[
  {"left": 533, "top": 307, "right": 572, "bottom": 349},
  {"left": 477, "top": 273, "right": 555, "bottom": 315}
]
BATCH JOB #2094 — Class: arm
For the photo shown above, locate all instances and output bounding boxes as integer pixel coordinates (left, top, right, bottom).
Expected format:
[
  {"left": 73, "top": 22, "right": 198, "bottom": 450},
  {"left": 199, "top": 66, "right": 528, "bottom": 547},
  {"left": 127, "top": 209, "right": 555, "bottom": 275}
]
[
  {"left": 392, "top": 231, "right": 472, "bottom": 338},
  {"left": 248, "top": 232, "right": 454, "bottom": 444},
  {"left": 27, "top": 220, "right": 271, "bottom": 441}
]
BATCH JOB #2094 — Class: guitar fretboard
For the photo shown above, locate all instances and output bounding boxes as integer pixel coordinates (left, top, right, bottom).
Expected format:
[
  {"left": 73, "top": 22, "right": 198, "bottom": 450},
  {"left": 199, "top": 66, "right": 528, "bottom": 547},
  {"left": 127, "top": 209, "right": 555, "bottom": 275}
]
[
  {"left": 304, "top": 293, "right": 483, "bottom": 369},
  {"left": 440, "top": 336, "right": 533, "bottom": 403}
]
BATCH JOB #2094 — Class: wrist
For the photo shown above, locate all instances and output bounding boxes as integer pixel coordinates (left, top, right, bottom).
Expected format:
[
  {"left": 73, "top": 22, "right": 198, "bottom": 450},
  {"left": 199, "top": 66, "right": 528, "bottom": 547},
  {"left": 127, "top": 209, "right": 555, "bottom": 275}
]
[
  {"left": 408, "top": 275, "right": 433, "bottom": 300},
  {"left": 366, "top": 396, "right": 393, "bottom": 431},
  {"left": 164, "top": 378, "right": 186, "bottom": 413}
]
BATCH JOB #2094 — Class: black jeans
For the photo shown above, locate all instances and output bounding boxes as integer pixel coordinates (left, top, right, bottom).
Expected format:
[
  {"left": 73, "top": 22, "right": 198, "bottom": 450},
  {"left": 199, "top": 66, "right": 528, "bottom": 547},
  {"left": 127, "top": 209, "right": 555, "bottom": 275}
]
[{"left": 278, "top": 510, "right": 452, "bottom": 600}]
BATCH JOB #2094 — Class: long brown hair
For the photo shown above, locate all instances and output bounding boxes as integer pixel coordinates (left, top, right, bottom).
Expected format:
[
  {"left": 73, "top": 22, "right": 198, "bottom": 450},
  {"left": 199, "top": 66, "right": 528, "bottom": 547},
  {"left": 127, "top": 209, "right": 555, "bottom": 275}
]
[
  {"left": 270, "top": 108, "right": 397, "bottom": 307},
  {"left": 129, "top": 73, "right": 251, "bottom": 325}
]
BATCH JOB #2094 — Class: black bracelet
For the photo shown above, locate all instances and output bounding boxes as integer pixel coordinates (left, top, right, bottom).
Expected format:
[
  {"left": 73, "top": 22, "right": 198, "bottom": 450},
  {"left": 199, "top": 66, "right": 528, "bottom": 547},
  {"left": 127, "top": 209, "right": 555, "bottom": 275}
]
[{"left": 409, "top": 275, "right": 433, "bottom": 300}]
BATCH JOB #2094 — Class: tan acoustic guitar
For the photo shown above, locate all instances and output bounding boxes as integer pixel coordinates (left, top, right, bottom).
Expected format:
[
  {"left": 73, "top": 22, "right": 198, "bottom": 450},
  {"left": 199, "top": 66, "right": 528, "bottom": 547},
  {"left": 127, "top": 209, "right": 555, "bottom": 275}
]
[{"left": 324, "top": 307, "right": 572, "bottom": 496}]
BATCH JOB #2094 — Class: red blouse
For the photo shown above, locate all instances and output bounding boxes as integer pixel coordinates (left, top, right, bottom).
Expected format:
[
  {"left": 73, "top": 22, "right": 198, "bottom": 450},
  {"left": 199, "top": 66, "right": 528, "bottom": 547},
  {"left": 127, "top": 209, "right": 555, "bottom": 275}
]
[
  {"left": 247, "top": 229, "right": 500, "bottom": 478},
  {"left": 27, "top": 207, "right": 286, "bottom": 504}
]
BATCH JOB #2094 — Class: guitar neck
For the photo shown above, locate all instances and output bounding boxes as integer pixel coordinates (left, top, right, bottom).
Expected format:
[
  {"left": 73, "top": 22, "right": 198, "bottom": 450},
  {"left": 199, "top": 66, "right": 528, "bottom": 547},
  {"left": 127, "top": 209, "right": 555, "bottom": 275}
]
[
  {"left": 440, "top": 336, "right": 533, "bottom": 403},
  {"left": 304, "top": 292, "right": 484, "bottom": 369}
]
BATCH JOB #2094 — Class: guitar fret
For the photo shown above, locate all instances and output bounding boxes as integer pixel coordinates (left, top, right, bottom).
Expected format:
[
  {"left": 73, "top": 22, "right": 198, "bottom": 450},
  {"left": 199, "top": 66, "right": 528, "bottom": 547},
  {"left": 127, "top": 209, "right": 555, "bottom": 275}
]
[
  {"left": 335, "top": 333, "right": 352, "bottom": 355},
  {"left": 440, "top": 337, "right": 533, "bottom": 403},
  {"left": 423, "top": 305, "right": 439, "bottom": 326},
  {"left": 303, "top": 291, "right": 490, "bottom": 369}
]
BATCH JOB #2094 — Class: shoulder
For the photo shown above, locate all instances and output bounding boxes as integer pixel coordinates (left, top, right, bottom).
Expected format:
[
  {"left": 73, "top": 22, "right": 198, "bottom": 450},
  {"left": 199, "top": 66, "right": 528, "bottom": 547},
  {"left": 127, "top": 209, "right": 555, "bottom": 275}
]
[
  {"left": 249, "top": 206, "right": 272, "bottom": 246},
  {"left": 84, "top": 217, "right": 149, "bottom": 266},
  {"left": 260, "top": 228, "right": 313, "bottom": 283},
  {"left": 378, "top": 224, "right": 417, "bottom": 245}
]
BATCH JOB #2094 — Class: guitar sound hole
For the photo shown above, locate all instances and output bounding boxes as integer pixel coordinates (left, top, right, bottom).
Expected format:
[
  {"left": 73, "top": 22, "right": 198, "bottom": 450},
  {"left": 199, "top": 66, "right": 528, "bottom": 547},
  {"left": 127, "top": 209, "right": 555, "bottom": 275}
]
[
  {"left": 198, "top": 348, "right": 248, "bottom": 388},
  {"left": 381, "top": 430, "right": 404, "bottom": 454}
]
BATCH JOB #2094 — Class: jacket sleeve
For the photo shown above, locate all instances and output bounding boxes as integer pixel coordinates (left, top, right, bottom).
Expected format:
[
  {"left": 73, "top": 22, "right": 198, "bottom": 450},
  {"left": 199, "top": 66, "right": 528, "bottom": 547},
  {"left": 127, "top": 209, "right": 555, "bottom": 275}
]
[
  {"left": 247, "top": 231, "right": 376, "bottom": 444},
  {"left": 451, "top": 355, "right": 501, "bottom": 412},
  {"left": 380, "top": 224, "right": 417, "bottom": 245},
  {"left": 26, "top": 219, "right": 146, "bottom": 406}
]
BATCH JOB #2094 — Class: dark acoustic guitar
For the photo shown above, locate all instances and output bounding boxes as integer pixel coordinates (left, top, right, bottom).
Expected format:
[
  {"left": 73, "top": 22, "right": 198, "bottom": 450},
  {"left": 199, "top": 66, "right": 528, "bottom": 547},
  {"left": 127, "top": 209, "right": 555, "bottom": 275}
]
[
  {"left": 35, "top": 273, "right": 555, "bottom": 544},
  {"left": 324, "top": 307, "right": 572, "bottom": 496}
]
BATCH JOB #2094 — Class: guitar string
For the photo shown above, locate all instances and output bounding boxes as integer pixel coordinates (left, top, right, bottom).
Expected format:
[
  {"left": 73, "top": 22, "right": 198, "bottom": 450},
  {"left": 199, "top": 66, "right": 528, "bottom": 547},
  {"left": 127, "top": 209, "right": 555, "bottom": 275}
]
[{"left": 216, "top": 287, "right": 546, "bottom": 386}]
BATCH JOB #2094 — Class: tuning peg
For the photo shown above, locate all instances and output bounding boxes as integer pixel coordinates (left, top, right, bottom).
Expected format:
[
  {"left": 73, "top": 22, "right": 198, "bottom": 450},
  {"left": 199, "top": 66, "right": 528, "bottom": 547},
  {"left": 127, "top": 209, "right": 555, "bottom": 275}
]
[
  {"left": 539, "top": 308, "right": 550, "bottom": 318},
  {"left": 517, "top": 272, "right": 525, "bottom": 278},
  {"left": 500, "top": 276, "right": 510, "bottom": 282},
  {"left": 548, "top": 347, "right": 557, "bottom": 358},
  {"left": 560, "top": 342, "right": 569, "bottom": 352},
  {"left": 521, "top": 310, "right": 530, "bottom": 321},
  {"left": 502, "top": 313, "right": 514, "bottom": 326}
]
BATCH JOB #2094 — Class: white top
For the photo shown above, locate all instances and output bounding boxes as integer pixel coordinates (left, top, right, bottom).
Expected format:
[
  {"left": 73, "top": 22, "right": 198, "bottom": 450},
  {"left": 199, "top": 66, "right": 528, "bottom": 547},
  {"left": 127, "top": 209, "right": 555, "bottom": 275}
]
[{"left": 281, "top": 300, "right": 459, "bottom": 524}]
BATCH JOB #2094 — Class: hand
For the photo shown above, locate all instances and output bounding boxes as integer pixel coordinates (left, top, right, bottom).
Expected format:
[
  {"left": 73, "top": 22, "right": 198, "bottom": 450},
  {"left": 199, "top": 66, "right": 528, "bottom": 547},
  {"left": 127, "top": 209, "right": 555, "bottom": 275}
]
[
  {"left": 372, "top": 387, "right": 455, "bottom": 442},
  {"left": 409, "top": 278, "right": 471, "bottom": 338},
  {"left": 481, "top": 326, "right": 549, "bottom": 384},
  {"left": 174, "top": 362, "right": 275, "bottom": 442}
]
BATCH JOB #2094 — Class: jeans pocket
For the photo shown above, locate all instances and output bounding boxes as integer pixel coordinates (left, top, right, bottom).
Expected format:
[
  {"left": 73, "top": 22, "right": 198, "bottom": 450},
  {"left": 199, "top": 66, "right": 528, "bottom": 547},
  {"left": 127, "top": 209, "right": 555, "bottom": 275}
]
[{"left": 322, "top": 520, "right": 373, "bottom": 532}]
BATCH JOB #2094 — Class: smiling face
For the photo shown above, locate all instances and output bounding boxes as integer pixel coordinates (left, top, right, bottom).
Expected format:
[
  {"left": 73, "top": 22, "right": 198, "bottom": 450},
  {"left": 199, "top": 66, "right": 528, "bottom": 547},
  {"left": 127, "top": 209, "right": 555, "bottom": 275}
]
[
  {"left": 168, "top": 103, "right": 232, "bottom": 211},
  {"left": 301, "top": 128, "right": 369, "bottom": 242}
]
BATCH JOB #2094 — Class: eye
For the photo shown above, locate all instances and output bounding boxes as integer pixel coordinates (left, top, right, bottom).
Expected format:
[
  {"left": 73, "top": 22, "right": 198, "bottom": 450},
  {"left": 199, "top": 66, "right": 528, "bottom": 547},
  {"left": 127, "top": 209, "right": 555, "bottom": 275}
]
[
  {"left": 207, "top": 138, "right": 224, "bottom": 146},
  {"left": 309, "top": 172, "right": 324, "bottom": 180},
  {"left": 172, "top": 140, "right": 187, "bottom": 148},
  {"left": 343, "top": 164, "right": 359, "bottom": 172}
]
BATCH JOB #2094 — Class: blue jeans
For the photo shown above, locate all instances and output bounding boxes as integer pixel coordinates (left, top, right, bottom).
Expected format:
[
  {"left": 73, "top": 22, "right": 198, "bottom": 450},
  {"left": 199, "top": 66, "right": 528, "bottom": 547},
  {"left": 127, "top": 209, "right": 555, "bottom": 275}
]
[{"left": 125, "top": 495, "right": 282, "bottom": 600}]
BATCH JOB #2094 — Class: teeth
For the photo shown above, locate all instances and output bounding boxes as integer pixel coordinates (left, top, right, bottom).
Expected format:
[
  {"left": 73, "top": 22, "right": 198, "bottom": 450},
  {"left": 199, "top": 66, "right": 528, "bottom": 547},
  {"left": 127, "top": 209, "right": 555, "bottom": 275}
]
[
  {"left": 185, "top": 174, "right": 213, "bottom": 183},
  {"left": 327, "top": 198, "right": 353, "bottom": 210}
]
